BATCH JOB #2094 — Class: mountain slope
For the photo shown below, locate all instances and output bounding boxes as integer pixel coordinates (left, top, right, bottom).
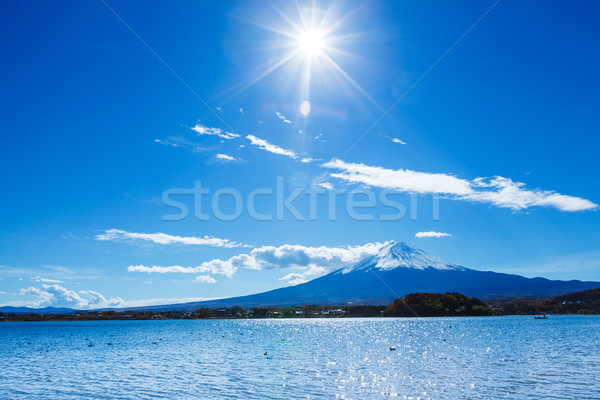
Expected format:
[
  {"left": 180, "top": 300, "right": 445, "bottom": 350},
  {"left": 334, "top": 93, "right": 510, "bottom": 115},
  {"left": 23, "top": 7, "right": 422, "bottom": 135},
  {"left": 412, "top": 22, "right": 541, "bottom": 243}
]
[{"left": 132, "top": 241, "right": 600, "bottom": 311}]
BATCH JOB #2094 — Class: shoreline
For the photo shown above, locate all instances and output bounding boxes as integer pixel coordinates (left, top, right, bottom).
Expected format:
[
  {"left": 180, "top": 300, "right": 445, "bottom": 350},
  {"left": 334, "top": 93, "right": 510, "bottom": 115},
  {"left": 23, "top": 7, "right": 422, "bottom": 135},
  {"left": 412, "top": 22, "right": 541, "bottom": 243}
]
[{"left": 2, "top": 313, "right": 598, "bottom": 323}]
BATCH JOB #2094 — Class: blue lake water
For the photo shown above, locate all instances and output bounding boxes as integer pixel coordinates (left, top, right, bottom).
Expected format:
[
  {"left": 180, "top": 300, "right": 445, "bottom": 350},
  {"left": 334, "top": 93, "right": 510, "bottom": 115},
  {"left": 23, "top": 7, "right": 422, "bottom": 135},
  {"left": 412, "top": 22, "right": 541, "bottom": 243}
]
[{"left": 1, "top": 316, "right": 599, "bottom": 399}]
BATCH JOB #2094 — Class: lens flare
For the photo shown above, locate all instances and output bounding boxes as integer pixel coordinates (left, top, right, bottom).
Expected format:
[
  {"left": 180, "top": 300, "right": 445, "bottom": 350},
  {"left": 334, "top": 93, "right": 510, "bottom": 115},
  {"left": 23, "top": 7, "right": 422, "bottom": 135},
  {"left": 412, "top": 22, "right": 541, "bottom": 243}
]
[{"left": 300, "top": 100, "right": 311, "bottom": 116}]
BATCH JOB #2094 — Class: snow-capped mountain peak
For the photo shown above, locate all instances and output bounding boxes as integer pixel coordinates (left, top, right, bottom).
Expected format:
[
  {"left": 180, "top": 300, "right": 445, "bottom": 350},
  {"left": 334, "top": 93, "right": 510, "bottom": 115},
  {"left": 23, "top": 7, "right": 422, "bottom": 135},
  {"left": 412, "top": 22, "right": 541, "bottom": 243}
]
[{"left": 339, "top": 241, "right": 464, "bottom": 274}]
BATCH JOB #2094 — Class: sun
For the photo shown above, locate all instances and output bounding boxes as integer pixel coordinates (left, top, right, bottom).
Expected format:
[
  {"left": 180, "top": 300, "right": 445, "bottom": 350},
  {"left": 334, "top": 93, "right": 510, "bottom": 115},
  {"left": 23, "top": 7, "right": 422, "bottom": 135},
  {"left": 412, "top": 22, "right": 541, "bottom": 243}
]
[
  {"left": 298, "top": 29, "right": 324, "bottom": 55},
  {"left": 222, "top": 3, "right": 380, "bottom": 114}
]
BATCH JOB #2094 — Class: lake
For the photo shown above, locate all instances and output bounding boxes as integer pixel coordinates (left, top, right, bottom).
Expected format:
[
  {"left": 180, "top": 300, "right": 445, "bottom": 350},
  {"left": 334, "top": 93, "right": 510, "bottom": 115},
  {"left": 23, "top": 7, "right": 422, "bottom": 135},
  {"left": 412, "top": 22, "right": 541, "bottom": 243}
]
[{"left": 0, "top": 316, "right": 598, "bottom": 399}]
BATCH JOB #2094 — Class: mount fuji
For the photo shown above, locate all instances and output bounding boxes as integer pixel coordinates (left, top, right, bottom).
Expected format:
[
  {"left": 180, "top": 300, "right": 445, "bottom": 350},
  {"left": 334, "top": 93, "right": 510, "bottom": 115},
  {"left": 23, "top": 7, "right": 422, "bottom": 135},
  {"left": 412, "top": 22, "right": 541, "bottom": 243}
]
[{"left": 135, "top": 241, "right": 600, "bottom": 310}]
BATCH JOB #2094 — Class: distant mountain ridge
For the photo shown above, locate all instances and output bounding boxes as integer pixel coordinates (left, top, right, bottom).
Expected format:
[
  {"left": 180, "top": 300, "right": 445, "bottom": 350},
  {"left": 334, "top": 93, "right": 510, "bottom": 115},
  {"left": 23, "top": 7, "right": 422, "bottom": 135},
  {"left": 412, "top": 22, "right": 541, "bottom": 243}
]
[
  {"left": 3, "top": 241, "right": 599, "bottom": 313},
  {"left": 122, "top": 241, "right": 600, "bottom": 311}
]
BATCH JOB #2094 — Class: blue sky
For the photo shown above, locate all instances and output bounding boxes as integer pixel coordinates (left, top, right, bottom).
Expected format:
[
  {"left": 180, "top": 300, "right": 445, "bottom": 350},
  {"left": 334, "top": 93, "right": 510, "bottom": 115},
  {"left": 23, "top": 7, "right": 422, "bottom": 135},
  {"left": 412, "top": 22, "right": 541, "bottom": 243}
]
[{"left": 1, "top": 0, "right": 600, "bottom": 308}]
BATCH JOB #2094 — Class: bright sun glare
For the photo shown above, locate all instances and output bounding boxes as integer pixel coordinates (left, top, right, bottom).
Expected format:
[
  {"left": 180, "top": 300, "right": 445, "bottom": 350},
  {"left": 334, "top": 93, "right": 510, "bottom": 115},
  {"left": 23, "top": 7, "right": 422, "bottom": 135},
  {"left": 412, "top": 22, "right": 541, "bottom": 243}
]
[
  {"left": 228, "top": 4, "right": 379, "bottom": 118},
  {"left": 298, "top": 29, "right": 324, "bottom": 54}
]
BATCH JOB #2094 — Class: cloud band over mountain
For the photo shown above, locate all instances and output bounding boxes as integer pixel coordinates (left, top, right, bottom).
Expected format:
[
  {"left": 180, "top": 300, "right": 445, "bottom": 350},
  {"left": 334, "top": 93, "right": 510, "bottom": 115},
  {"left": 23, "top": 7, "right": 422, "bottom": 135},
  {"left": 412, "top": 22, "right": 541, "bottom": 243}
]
[{"left": 128, "top": 242, "right": 385, "bottom": 284}]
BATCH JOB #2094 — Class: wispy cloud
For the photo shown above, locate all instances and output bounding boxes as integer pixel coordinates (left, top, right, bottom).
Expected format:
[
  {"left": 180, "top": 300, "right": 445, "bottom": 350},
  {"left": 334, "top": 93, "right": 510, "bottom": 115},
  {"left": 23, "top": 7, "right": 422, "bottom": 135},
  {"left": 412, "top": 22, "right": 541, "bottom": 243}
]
[
  {"left": 19, "top": 284, "right": 122, "bottom": 309},
  {"left": 190, "top": 124, "right": 240, "bottom": 140},
  {"left": 128, "top": 242, "right": 385, "bottom": 283},
  {"left": 154, "top": 138, "right": 183, "bottom": 147},
  {"left": 323, "top": 159, "right": 597, "bottom": 212},
  {"left": 128, "top": 263, "right": 240, "bottom": 278},
  {"left": 215, "top": 153, "right": 236, "bottom": 162},
  {"left": 116, "top": 296, "right": 220, "bottom": 308},
  {"left": 195, "top": 275, "right": 217, "bottom": 284},
  {"left": 380, "top": 134, "right": 407, "bottom": 145},
  {"left": 239, "top": 108, "right": 244, "bottom": 114},
  {"left": 279, "top": 265, "right": 326, "bottom": 285},
  {"left": 275, "top": 111, "right": 292, "bottom": 124},
  {"left": 317, "top": 182, "right": 334, "bottom": 190},
  {"left": 415, "top": 231, "right": 452, "bottom": 238},
  {"left": 129, "top": 265, "right": 197, "bottom": 274},
  {"left": 0, "top": 264, "right": 104, "bottom": 281},
  {"left": 31, "top": 275, "right": 62, "bottom": 283},
  {"left": 246, "top": 135, "right": 297, "bottom": 159},
  {"left": 96, "top": 229, "right": 247, "bottom": 248},
  {"left": 153, "top": 136, "right": 216, "bottom": 153}
]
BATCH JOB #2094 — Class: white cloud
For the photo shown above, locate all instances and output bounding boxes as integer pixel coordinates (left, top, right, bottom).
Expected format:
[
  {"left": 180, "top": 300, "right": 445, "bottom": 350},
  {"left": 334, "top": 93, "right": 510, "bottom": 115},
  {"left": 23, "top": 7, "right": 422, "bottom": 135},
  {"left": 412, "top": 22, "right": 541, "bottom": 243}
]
[
  {"left": 128, "top": 265, "right": 196, "bottom": 274},
  {"left": 323, "top": 159, "right": 597, "bottom": 212},
  {"left": 31, "top": 275, "right": 62, "bottom": 283},
  {"left": 96, "top": 229, "right": 246, "bottom": 248},
  {"left": 324, "top": 159, "right": 472, "bottom": 195},
  {"left": 464, "top": 177, "right": 597, "bottom": 212},
  {"left": 415, "top": 231, "right": 452, "bottom": 238},
  {"left": 0, "top": 291, "right": 6, "bottom": 295},
  {"left": 246, "top": 243, "right": 383, "bottom": 270},
  {"left": 128, "top": 242, "right": 385, "bottom": 282},
  {"left": 128, "top": 257, "right": 244, "bottom": 277},
  {"left": 380, "top": 134, "right": 407, "bottom": 145},
  {"left": 317, "top": 182, "right": 334, "bottom": 190},
  {"left": 301, "top": 157, "right": 318, "bottom": 163},
  {"left": 246, "top": 134, "right": 297, "bottom": 159},
  {"left": 190, "top": 124, "right": 239, "bottom": 140},
  {"left": 215, "top": 153, "right": 236, "bottom": 161},
  {"left": 275, "top": 111, "right": 292, "bottom": 124},
  {"left": 239, "top": 108, "right": 244, "bottom": 114},
  {"left": 279, "top": 265, "right": 327, "bottom": 285},
  {"left": 19, "top": 284, "right": 122, "bottom": 309},
  {"left": 195, "top": 275, "right": 217, "bottom": 284}
]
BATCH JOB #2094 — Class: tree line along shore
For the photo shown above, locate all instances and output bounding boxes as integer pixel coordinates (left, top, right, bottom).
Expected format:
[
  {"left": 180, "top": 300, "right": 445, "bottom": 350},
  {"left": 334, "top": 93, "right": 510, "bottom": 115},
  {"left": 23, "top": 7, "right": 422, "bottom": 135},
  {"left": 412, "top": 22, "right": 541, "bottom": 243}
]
[{"left": 1, "top": 289, "right": 599, "bottom": 322}]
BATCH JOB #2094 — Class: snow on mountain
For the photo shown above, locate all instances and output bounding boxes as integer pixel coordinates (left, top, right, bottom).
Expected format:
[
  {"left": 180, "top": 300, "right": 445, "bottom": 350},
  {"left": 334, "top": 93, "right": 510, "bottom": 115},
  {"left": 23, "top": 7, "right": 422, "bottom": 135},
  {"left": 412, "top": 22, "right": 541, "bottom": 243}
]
[{"left": 338, "top": 241, "right": 464, "bottom": 274}]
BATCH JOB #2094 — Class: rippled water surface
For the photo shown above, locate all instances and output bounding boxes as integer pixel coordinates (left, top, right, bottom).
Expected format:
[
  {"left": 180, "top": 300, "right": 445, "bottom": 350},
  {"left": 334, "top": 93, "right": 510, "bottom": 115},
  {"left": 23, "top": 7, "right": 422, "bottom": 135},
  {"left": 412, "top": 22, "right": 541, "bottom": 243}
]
[{"left": 1, "top": 316, "right": 599, "bottom": 399}]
